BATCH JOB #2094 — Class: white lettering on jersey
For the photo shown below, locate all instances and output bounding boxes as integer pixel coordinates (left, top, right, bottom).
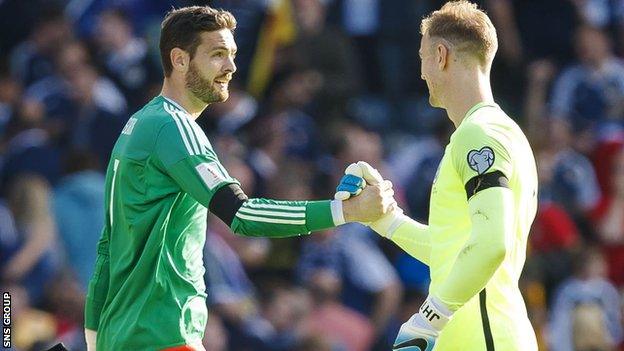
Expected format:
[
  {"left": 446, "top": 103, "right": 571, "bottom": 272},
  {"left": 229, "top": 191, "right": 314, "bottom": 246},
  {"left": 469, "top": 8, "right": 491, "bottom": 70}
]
[{"left": 122, "top": 118, "right": 138, "bottom": 135}]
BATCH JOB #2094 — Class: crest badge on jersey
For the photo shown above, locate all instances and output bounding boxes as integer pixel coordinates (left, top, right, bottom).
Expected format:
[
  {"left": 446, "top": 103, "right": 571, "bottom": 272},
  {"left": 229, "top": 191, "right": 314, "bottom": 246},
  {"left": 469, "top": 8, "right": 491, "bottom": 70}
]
[{"left": 467, "top": 146, "right": 495, "bottom": 175}]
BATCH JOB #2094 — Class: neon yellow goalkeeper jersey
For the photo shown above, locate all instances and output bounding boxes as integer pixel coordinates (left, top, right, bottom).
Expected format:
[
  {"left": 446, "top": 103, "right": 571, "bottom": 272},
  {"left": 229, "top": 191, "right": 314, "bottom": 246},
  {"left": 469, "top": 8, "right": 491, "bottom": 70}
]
[
  {"left": 85, "top": 96, "right": 335, "bottom": 350},
  {"left": 430, "top": 102, "right": 538, "bottom": 350}
]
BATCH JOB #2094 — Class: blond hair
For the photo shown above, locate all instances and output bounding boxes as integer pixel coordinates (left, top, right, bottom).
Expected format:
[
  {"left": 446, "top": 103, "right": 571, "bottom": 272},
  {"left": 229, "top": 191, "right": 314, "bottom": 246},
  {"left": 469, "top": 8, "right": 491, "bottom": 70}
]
[{"left": 421, "top": 1, "right": 498, "bottom": 66}]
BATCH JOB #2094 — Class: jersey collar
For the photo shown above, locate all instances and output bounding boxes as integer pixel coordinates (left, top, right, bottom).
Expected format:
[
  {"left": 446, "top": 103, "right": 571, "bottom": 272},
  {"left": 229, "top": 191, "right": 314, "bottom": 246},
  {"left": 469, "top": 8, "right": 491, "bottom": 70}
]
[
  {"left": 161, "top": 95, "right": 192, "bottom": 117},
  {"left": 463, "top": 101, "right": 498, "bottom": 123}
]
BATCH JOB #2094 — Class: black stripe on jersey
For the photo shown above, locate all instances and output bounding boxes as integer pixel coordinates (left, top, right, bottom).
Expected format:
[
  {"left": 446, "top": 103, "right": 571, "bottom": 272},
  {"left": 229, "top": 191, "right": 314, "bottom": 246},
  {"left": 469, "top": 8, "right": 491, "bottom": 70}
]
[
  {"left": 464, "top": 170, "right": 509, "bottom": 200},
  {"left": 480, "top": 289, "right": 495, "bottom": 351},
  {"left": 209, "top": 184, "right": 248, "bottom": 226}
]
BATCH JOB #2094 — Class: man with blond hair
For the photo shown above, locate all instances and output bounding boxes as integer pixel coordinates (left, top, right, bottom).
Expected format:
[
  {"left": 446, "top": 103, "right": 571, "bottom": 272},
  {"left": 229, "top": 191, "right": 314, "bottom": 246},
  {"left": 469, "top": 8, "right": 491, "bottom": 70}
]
[{"left": 335, "top": 1, "right": 539, "bottom": 350}]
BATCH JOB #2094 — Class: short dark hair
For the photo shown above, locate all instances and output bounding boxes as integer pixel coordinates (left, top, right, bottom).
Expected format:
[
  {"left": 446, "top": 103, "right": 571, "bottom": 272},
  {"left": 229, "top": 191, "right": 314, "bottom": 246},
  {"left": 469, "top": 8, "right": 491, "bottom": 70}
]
[{"left": 159, "top": 6, "right": 236, "bottom": 77}]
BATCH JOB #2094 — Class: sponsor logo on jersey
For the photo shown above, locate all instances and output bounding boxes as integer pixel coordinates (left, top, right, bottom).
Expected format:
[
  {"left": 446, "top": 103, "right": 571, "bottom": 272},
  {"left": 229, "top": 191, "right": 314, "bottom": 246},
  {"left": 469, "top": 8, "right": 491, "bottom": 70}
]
[{"left": 196, "top": 162, "right": 225, "bottom": 189}]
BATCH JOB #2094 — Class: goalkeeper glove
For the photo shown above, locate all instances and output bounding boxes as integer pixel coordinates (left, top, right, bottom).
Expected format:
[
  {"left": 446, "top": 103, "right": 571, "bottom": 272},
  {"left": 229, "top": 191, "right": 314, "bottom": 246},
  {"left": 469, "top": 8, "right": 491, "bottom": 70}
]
[
  {"left": 335, "top": 161, "right": 407, "bottom": 236},
  {"left": 335, "top": 161, "right": 385, "bottom": 200},
  {"left": 335, "top": 163, "right": 367, "bottom": 200},
  {"left": 393, "top": 296, "right": 453, "bottom": 351}
]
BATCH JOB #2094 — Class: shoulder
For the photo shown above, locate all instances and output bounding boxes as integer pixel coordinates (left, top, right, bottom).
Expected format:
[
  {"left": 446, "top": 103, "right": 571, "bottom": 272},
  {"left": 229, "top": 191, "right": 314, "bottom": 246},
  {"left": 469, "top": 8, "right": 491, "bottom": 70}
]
[
  {"left": 131, "top": 97, "right": 180, "bottom": 131},
  {"left": 458, "top": 108, "right": 519, "bottom": 145}
]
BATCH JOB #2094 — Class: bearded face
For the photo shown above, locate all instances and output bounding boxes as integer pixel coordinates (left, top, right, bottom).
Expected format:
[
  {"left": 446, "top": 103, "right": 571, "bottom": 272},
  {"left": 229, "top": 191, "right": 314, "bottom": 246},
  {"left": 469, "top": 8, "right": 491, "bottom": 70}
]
[
  {"left": 185, "top": 60, "right": 229, "bottom": 104},
  {"left": 184, "top": 29, "right": 237, "bottom": 105}
]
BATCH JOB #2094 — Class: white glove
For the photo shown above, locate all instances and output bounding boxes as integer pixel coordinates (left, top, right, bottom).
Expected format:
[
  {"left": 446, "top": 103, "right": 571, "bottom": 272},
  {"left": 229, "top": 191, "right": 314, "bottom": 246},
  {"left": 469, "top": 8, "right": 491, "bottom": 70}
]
[{"left": 393, "top": 295, "right": 453, "bottom": 351}]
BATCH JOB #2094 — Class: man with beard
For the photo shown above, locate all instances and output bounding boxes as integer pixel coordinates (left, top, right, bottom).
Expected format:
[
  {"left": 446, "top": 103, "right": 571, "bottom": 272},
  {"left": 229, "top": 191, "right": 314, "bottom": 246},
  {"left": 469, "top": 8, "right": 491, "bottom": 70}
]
[{"left": 83, "top": 7, "right": 396, "bottom": 351}]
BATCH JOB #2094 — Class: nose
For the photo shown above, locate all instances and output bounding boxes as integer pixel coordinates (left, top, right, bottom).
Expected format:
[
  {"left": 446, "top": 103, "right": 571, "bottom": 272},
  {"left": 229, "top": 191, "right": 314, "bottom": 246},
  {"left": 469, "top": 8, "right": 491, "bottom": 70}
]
[{"left": 225, "top": 56, "right": 236, "bottom": 74}]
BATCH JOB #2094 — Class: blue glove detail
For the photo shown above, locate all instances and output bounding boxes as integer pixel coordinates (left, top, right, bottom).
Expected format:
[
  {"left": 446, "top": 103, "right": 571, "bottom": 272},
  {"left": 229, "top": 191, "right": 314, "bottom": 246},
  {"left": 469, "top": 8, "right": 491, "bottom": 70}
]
[
  {"left": 392, "top": 324, "right": 436, "bottom": 351},
  {"left": 393, "top": 296, "right": 452, "bottom": 351},
  {"left": 336, "top": 174, "right": 365, "bottom": 195}
]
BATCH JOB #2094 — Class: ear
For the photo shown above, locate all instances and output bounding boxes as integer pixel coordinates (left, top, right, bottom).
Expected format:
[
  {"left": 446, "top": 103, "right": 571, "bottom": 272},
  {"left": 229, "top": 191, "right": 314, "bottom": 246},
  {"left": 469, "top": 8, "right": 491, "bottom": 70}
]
[
  {"left": 170, "top": 47, "right": 190, "bottom": 74},
  {"left": 436, "top": 43, "right": 449, "bottom": 70}
]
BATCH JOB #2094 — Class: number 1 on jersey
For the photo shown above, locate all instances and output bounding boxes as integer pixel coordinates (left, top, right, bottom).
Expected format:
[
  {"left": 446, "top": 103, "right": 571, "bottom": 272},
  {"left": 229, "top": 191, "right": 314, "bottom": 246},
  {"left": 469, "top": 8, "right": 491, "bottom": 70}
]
[{"left": 110, "top": 159, "right": 120, "bottom": 227}]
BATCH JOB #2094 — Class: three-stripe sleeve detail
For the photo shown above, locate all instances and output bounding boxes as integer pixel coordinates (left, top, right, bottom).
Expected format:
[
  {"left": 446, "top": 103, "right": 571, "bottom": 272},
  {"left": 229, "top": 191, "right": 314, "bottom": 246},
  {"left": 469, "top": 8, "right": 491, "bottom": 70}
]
[
  {"left": 164, "top": 103, "right": 195, "bottom": 155},
  {"left": 235, "top": 201, "right": 306, "bottom": 225}
]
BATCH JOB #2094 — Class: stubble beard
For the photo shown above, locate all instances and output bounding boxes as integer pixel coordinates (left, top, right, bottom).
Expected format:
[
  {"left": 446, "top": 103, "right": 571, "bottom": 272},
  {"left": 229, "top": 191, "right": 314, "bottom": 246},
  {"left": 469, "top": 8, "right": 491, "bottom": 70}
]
[{"left": 185, "top": 61, "right": 228, "bottom": 104}]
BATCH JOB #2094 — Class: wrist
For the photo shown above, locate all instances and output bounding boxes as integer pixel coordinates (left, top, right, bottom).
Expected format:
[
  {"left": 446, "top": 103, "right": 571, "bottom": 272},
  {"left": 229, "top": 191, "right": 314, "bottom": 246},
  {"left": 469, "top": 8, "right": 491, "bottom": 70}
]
[
  {"left": 330, "top": 200, "right": 346, "bottom": 225},
  {"left": 370, "top": 209, "right": 408, "bottom": 238},
  {"left": 416, "top": 295, "right": 453, "bottom": 332}
]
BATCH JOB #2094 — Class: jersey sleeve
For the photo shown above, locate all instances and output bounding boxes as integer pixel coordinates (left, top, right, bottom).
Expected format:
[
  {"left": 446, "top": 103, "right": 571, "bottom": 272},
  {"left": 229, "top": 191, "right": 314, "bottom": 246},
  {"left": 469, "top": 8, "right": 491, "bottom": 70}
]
[
  {"left": 230, "top": 198, "right": 336, "bottom": 238},
  {"left": 154, "top": 121, "right": 238, "bottom": 207},
  {"left": 450, "top": 122, "right": 513, "bottom": 195},
  {"left": 85, "top": 226, "right": 110, "bottom": 330}
]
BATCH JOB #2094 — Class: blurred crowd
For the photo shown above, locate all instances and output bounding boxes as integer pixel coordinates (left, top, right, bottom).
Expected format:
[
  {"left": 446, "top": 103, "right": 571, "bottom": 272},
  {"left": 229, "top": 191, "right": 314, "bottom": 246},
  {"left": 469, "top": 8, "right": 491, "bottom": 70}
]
[{"left": 1, "top": 0, "right": 624, "bottom": 350}]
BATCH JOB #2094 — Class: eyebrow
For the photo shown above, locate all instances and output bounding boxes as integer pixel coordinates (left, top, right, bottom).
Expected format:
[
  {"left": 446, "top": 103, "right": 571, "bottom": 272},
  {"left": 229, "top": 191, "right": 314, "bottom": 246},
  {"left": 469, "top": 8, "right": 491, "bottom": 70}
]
[{"left": 210, "top": 45, "right": 237, "bottom": 53}]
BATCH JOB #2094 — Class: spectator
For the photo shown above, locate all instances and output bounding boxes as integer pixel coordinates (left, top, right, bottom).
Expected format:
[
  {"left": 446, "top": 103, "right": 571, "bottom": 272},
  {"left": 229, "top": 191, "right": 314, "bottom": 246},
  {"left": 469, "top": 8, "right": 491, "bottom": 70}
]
[
  {"left": 297, "top": 227, "right": 403, "bottom": 349},
  {"left": 0, "top": 99, "right": 62, "bottom": 192},
  {"left": 550, "top": 25, "right": 624, "bottom": 136},
  {"left": 549, "top": 247, "right": 623, "bottom": 351},
  {"left": 301, "top": 268, "right": 375, "bottom": 351},
  {"left": 53, "top": 150, "right": 105, "bottom": 290},
  {"left": 288, "top": 0, "right": 361, "bottom": 122},
  {"left": 591, "top": 147, "right": 624, "bottom": 286},
  {"left": 246, "top": 286, "right": 312, "bottom": 351},
  {"left": 95, "top": 8, "right": 161, "bottom": 111},
  {"left": 0, "top": 175, "right": 60, "bottom": 304},
  {"left": 63, "top": 63, "right": 128, "bottom": 168},
  {"left": 9, "top": 6, "right": 71, "bottom": 86},
  {"left": 204, "top": 84, "right": 259, "bottom": 135},
  {"left": 0, "top": 73, "right": 22, "bottom": 138},
  {"left": 545, "top": 118, "right": 602, "bottom": 216}
]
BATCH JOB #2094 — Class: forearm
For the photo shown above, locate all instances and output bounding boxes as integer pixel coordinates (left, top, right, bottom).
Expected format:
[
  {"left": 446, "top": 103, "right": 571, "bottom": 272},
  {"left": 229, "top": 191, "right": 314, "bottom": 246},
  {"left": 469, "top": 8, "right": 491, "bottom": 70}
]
[
  {"left": 230, "top": 198, "right": 339, "bottom": 238},
  {"left": 389, "top": 216, "right": 432, "bottom": 265},
  {"left": 434, "top": 188, "right": 512, "bottom": 310}
]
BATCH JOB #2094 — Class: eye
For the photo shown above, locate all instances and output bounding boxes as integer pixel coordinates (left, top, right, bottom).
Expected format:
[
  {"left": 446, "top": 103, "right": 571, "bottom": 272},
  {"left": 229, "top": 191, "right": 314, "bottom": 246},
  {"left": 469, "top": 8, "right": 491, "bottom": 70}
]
[{"left": 213, "top": 51, "right": 225, "bottom": 58}]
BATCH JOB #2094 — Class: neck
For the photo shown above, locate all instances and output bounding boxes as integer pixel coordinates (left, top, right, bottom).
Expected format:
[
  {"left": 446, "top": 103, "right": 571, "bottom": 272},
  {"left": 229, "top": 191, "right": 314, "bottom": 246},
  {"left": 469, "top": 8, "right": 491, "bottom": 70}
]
[
  {"left": 161, "top": 77, "right": 208, "bottom": 119},
  {"left": 443, "top": 69, "right": 494, "bottom": 128}
]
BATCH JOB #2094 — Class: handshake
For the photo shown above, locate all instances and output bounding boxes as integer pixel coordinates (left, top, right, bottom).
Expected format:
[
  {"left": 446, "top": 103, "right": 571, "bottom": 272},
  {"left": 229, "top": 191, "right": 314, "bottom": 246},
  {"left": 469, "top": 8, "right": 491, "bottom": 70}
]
[{"left": 334, "top": 161, "right": 407, "bottom": 238}]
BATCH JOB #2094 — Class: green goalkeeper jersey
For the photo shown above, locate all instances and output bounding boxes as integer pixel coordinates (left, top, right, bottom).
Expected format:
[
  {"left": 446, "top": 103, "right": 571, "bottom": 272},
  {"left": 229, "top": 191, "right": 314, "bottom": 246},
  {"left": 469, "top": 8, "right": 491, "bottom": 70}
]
[
  {"left": 85, "top": 96, "right": 335, "bottom": 350},
  {"left": 430, "top": 102, "right": 538, "bottom": 350}
]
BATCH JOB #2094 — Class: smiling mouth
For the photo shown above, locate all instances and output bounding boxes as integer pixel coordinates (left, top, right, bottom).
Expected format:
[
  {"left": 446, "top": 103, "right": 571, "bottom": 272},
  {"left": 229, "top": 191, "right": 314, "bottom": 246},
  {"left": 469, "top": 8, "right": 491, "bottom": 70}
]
[{"left": 214, "top": 81, "right": 229, "bottom": 90}]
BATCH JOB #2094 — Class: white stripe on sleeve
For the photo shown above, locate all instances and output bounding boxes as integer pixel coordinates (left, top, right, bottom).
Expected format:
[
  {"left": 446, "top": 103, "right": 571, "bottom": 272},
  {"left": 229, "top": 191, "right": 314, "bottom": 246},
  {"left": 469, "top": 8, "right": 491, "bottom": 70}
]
[{"left": 164, "top": 103, "right": 195, "bottom": 155}]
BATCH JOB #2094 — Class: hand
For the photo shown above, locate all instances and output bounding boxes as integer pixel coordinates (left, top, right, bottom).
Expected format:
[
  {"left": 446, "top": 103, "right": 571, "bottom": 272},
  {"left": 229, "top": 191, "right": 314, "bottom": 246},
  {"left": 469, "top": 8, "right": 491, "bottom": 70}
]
[
  {"left": 335, "top": 161, "right": 384, "bottom": 200},
  {"left": 336, "top": 161, "right": 395, "bottom": 223},
  {"left": 342, "top": 180, "right": 395, "bottom": 223},
  {"left": 335, "top": 162, "right": 407, "bottom": 236},
  {"left": 393, "top": 296, "right": 452, "bottom": 351}
]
